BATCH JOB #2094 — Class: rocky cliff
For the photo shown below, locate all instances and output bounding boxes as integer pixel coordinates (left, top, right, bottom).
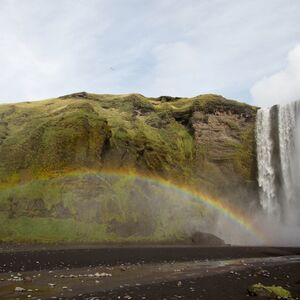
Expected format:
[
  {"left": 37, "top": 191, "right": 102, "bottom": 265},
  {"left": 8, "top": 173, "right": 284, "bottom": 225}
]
[{"left": 0, "top": 92, "right": 258, "bottom": 243}]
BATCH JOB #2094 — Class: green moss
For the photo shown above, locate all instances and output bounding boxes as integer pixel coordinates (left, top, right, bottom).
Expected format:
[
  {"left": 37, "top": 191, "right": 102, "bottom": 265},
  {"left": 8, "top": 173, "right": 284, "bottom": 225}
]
[
  {"left": 0, "top": 92, "right": 258, "bottom": 243},
  {"left": 223, "top": 119, "right": 240, "bottom": 131},
  {"left": 0, "top": 173, "right": 206, "bottom": 243},
  {"left": 0, "top": 93, "right": 255, "bottom": 185},
  {"left": 229, "top": 127, "right": 257, "bottom": 181},
  {"left": 0, "top": 214, "right": 109, "bottom": 243},
  {"left": 248, "top": 283, "right": 292, "bottom": 299}
]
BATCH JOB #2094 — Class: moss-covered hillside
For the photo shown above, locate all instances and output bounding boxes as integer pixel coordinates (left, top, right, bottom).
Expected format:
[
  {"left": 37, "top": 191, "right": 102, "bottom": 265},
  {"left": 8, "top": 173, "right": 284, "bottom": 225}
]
[{"left": 0, "top": 92, "right": 258, "bottom": 243}]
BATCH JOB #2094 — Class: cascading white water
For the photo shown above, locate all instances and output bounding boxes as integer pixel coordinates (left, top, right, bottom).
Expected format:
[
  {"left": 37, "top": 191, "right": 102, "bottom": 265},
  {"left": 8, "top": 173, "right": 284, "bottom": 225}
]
[
  {"left": 278, "top": 101, "right": 300, "bottom": 225},
  {"left": 256, "top": 108, "right": 279, "bottom": 217},
  {"left": 256, "top": 101, "right": 300, "bottom": 227}
]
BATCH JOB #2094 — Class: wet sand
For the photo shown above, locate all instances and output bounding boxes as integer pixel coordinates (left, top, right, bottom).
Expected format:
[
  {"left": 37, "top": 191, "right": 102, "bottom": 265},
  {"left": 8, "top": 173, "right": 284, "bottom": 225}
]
[
  {"left": 0, "top": 245, "right": 300, "bottom": 272},
  {"left": 0, "top": 246, "right": 299, "bottom": 299},
  {"left": 80, "top": 262, "right": 300, "bottom": 300}
]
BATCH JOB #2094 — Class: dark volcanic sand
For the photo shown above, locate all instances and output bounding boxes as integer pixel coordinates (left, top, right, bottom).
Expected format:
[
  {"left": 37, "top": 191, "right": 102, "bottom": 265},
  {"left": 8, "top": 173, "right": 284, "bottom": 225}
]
[
  {"left": 0, "top": 246, "right": 299, "bottom": 300},
  {"left": 78, "top": 263, "right": 300, "bottom": 300},
  {"left": 0, "top": 245, "right": 300, "bottom": 272}
]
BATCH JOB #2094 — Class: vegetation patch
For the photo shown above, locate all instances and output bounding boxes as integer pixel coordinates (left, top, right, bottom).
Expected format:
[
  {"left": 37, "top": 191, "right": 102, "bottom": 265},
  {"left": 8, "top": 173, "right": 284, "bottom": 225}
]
[
  {"left": 248, "top": 283, "right": 292, "bottom": 299},
  {"left": 0, "top": 92, "right": 258, "bottom": 243}
]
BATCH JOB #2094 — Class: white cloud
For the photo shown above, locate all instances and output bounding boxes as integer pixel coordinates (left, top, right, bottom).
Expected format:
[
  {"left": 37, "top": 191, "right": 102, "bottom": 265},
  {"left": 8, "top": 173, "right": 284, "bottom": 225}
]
[
  {"left": 0, "top": 0, "right": 300, "bottom": 103},
  {"left": 251, "top": 44, "right": 300, "bottom": 107},
  {"left": 145, "top": 42, "right": 203, "bottom": 96}
]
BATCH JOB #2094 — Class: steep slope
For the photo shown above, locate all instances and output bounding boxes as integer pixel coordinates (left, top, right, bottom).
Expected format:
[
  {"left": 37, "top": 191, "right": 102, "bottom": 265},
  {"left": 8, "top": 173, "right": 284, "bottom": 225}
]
[{"left": 0, "top": 92, "right": 258, "bottom": 243}]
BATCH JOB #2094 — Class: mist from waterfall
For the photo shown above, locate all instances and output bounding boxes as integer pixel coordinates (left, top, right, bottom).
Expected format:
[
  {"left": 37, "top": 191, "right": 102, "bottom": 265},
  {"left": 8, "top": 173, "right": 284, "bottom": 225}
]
[{"left": 256, "top": 101, "right": 300, "bottom": 245}]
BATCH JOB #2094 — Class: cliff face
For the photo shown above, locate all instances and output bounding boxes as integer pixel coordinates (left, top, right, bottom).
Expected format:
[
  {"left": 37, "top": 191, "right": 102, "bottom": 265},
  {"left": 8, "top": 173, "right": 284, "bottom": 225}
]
[{"left": 0, "top": 93, "right": 258, "bottom": 243}]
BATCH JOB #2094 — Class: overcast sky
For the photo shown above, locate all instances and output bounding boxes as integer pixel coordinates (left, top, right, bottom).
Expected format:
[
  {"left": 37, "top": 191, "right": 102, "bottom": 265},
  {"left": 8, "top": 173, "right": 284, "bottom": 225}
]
[{"left": 0, "top": 0, "right": 300, "bottom": 107}]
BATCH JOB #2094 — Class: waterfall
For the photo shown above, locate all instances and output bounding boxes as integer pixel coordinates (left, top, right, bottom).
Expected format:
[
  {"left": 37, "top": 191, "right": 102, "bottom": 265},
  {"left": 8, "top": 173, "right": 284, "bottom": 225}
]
[
  {"left": 256, "top": 101, "right": 300, "bottom": 226},
  {"left": 256, "top": 108, "right": 279, "bottom": 217},
  {"left": 278, "top": 102, "right": 300, "bottom": 225}
]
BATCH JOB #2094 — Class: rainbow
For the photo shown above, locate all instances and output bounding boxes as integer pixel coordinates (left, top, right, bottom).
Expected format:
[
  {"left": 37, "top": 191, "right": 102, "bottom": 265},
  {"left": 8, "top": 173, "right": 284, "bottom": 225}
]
[
  {"left": 1, "top": 168, "right": 266, "bottom": 243},
  {"left": 57, "top": 169, "right": 265, "bottom": 243}
]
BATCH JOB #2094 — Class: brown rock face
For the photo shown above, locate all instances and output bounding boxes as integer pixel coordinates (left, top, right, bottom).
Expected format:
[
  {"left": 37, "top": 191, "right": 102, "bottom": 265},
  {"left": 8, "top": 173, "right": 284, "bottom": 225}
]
[
  {"left": 193, "top": 111, "right": 242, "bottom": 161},
  {"left": 191, "top": 101, "right": 258, "bottom": 205}
]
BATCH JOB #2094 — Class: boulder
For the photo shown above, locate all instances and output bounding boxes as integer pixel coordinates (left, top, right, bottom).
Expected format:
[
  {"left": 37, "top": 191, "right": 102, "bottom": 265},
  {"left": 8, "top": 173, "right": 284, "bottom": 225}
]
[{"left": 190, "top": 231, "right": 225, "bottom": 245}]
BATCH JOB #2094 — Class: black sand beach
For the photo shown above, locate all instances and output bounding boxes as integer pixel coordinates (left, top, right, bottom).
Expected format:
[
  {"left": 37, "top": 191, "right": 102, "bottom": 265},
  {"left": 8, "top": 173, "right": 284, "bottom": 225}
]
[
  {"left": 79, "top": 262, "right": 300, "bottom": 300},
  {"left": 1, "top": 245, "right": 300, "bottom": 272},
  {"left": 0, "top": 246, "right": 299, "bottom": 299}
]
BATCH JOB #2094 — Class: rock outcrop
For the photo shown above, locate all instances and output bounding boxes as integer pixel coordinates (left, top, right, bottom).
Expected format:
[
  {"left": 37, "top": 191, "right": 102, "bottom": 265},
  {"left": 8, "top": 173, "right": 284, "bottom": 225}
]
[
  {"left": 0, "top": 93, "right": 258, "bottom": 243},
  {"left": 190, "top": 231, "right": 225, "bottom": 246}
]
